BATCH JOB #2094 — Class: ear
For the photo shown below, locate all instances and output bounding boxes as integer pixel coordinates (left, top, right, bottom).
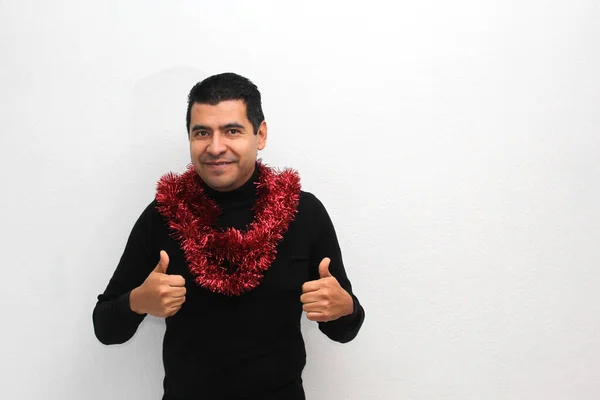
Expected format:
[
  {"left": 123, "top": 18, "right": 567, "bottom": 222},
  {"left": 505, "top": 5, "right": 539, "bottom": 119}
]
[{"left": 257, "top": 121, "right": 267, "bottom": 150}]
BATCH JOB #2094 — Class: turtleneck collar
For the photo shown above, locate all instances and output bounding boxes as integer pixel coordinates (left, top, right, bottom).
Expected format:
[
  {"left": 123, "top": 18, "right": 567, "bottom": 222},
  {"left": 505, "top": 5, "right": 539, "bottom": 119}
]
[{"left": 200, "top": 162, "right": 259, "bottom": 206}]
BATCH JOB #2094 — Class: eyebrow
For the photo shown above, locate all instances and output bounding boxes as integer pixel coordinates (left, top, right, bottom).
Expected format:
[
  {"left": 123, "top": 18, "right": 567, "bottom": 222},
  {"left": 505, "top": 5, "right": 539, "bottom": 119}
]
[
  {"left": 222, "top": 122, "right": 245, "bottom": 130},
  {"left": 190, "top": 122, "right": 246, "bottom": 132},
  {"left": 190, "top": 124, "right": 209, "bottom": 132}
]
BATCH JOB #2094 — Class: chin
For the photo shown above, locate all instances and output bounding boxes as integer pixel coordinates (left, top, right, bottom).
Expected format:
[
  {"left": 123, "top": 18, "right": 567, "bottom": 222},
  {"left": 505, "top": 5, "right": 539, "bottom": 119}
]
[{"left": 207, "top": 178, "right": 236, "bottom": 191}]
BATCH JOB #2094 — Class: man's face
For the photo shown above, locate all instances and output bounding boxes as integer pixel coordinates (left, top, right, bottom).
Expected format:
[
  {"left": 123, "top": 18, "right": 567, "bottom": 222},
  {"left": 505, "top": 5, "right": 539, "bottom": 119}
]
[{"left": 188, "top": 100, "right": 267, "bottom": 192}]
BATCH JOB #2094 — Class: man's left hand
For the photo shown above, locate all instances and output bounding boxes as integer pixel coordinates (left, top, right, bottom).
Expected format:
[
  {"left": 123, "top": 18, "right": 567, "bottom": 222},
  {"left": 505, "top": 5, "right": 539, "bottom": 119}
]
[{"left": 300, "top": 257, "right": 354, "bottom": 322}]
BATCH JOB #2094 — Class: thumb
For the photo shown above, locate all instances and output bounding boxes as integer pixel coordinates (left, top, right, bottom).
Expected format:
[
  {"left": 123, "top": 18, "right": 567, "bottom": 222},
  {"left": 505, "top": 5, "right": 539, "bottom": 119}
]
[
  {"left": 319, "top": 257, "right": 332, "bottom": 279},
  {"left": 153, "top": 250, "right": 170, "bottom": 274}
]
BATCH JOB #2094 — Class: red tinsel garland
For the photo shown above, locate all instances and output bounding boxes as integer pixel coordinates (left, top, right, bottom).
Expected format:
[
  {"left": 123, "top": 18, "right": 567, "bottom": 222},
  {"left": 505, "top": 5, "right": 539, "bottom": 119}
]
[{"left": 155, "top": 161, "right": 301, "bottom": 296}]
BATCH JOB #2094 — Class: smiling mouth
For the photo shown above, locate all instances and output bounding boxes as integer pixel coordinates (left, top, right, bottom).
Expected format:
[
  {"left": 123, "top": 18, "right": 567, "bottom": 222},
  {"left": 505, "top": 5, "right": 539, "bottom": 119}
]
[
  {"left": 204, "top": 161, "right": 234, "bottom": 166},
  {"left": 204, "top": 161, "right": 233, "bottom": 171}
]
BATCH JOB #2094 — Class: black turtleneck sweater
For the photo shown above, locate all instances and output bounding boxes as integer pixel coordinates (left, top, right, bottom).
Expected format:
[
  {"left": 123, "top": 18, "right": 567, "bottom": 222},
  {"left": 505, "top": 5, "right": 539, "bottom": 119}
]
[{"left": 92, "top": 165, "right": 365, "bottom": 400}]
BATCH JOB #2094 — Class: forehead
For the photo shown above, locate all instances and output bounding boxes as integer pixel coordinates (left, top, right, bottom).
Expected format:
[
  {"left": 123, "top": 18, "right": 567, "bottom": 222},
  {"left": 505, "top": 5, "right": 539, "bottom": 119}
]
[{"left": 190, "top": 100, "right": 249, "bottom": 124}]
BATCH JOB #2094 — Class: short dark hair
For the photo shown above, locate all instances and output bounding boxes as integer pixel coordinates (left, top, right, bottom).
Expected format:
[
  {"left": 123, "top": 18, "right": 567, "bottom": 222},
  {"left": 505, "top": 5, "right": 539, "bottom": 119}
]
[{"left": 186, "top": 72, "right": 264, "bottom": 135}]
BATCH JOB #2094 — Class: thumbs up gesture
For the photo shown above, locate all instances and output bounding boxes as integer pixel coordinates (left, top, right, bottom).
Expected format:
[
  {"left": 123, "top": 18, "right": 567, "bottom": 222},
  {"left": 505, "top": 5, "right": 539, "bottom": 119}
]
[
  {"left": 300, "top": 257, "right": 354, "bottom": 322},
  {"left": 129, "top": 250, "right": 187, "bottom": 318}
]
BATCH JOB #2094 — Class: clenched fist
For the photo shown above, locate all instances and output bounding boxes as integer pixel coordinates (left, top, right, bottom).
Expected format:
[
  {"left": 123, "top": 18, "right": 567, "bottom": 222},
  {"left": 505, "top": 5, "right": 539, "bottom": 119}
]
[
  {"left": 130, "top": 250, "right": 186, "bottom": 318},
  {"left": 300, "top": 257, "right": 354, "bottom": 322}
]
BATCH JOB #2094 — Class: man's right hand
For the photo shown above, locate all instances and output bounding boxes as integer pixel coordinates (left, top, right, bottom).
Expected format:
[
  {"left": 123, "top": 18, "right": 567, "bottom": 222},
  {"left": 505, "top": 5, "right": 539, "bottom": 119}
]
[{"left": 129, "top": 250, "right": 186, "bottom": 317}]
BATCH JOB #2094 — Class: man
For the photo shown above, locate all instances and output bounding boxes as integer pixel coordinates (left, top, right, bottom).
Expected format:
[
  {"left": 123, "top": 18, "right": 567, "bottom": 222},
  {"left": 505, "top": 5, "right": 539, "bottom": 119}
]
[{"left": 93, "top": 72, "right": 365, "bottom": 400}]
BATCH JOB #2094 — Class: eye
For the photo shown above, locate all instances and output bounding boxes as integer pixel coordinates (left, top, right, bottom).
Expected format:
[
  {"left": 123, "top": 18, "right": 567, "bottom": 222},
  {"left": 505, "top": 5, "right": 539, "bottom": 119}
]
[
  {"left": 193, "top": 130, "right": 209, "bottom": 137},
  {"left": 226, "top": 129, "right": 240, "bottom": 135}
]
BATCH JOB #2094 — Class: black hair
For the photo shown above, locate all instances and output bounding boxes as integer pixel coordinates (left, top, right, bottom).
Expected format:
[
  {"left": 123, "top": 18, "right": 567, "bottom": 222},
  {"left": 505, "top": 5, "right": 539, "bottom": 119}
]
[{"left": 186, "top": 72, "right": 264, "bottom": 135}]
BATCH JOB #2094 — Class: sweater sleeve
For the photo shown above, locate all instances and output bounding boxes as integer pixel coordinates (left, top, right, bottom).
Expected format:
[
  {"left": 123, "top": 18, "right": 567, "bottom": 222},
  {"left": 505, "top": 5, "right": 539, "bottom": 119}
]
[
  {"left": 92, "top": 201, "right": 158, "bottom": 345},
  {"left": 308, "top": 194, "right": 365, "bottom": 343}
]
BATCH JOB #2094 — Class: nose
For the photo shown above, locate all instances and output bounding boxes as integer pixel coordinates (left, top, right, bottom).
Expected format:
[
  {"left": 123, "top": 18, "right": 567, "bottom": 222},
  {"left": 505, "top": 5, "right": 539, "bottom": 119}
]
[{"left": 206, "top": 133, "right": 226, "bottom": 156}]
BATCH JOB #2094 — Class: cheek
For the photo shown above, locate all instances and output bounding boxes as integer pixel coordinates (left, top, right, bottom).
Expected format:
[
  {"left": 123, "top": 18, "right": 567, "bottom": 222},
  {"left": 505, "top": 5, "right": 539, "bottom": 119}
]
[{"left": 189, "top": 142, "right": 204, "bottom": 156}]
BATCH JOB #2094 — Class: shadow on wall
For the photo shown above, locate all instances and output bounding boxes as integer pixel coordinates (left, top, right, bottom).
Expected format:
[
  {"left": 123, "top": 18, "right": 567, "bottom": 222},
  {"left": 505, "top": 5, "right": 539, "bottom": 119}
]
[{"left": 129, "top": 66, "right": 207, "bottom": 176}]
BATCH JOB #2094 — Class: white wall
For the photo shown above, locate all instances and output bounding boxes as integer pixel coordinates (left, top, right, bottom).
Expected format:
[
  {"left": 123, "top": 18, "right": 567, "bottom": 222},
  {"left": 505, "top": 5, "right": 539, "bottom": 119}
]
[{"left": 1, "top": 0, "right": 599, "bottom": 398}]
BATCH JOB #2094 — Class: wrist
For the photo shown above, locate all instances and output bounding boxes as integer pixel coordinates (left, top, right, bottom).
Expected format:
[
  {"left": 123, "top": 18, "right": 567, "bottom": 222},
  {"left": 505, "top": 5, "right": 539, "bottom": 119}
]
[
  {"left": 129, "top": 287, "right": 145, "bottom": 315},
  {"left": 343, "top": 292, "right": 354, "bottom": 317}
]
